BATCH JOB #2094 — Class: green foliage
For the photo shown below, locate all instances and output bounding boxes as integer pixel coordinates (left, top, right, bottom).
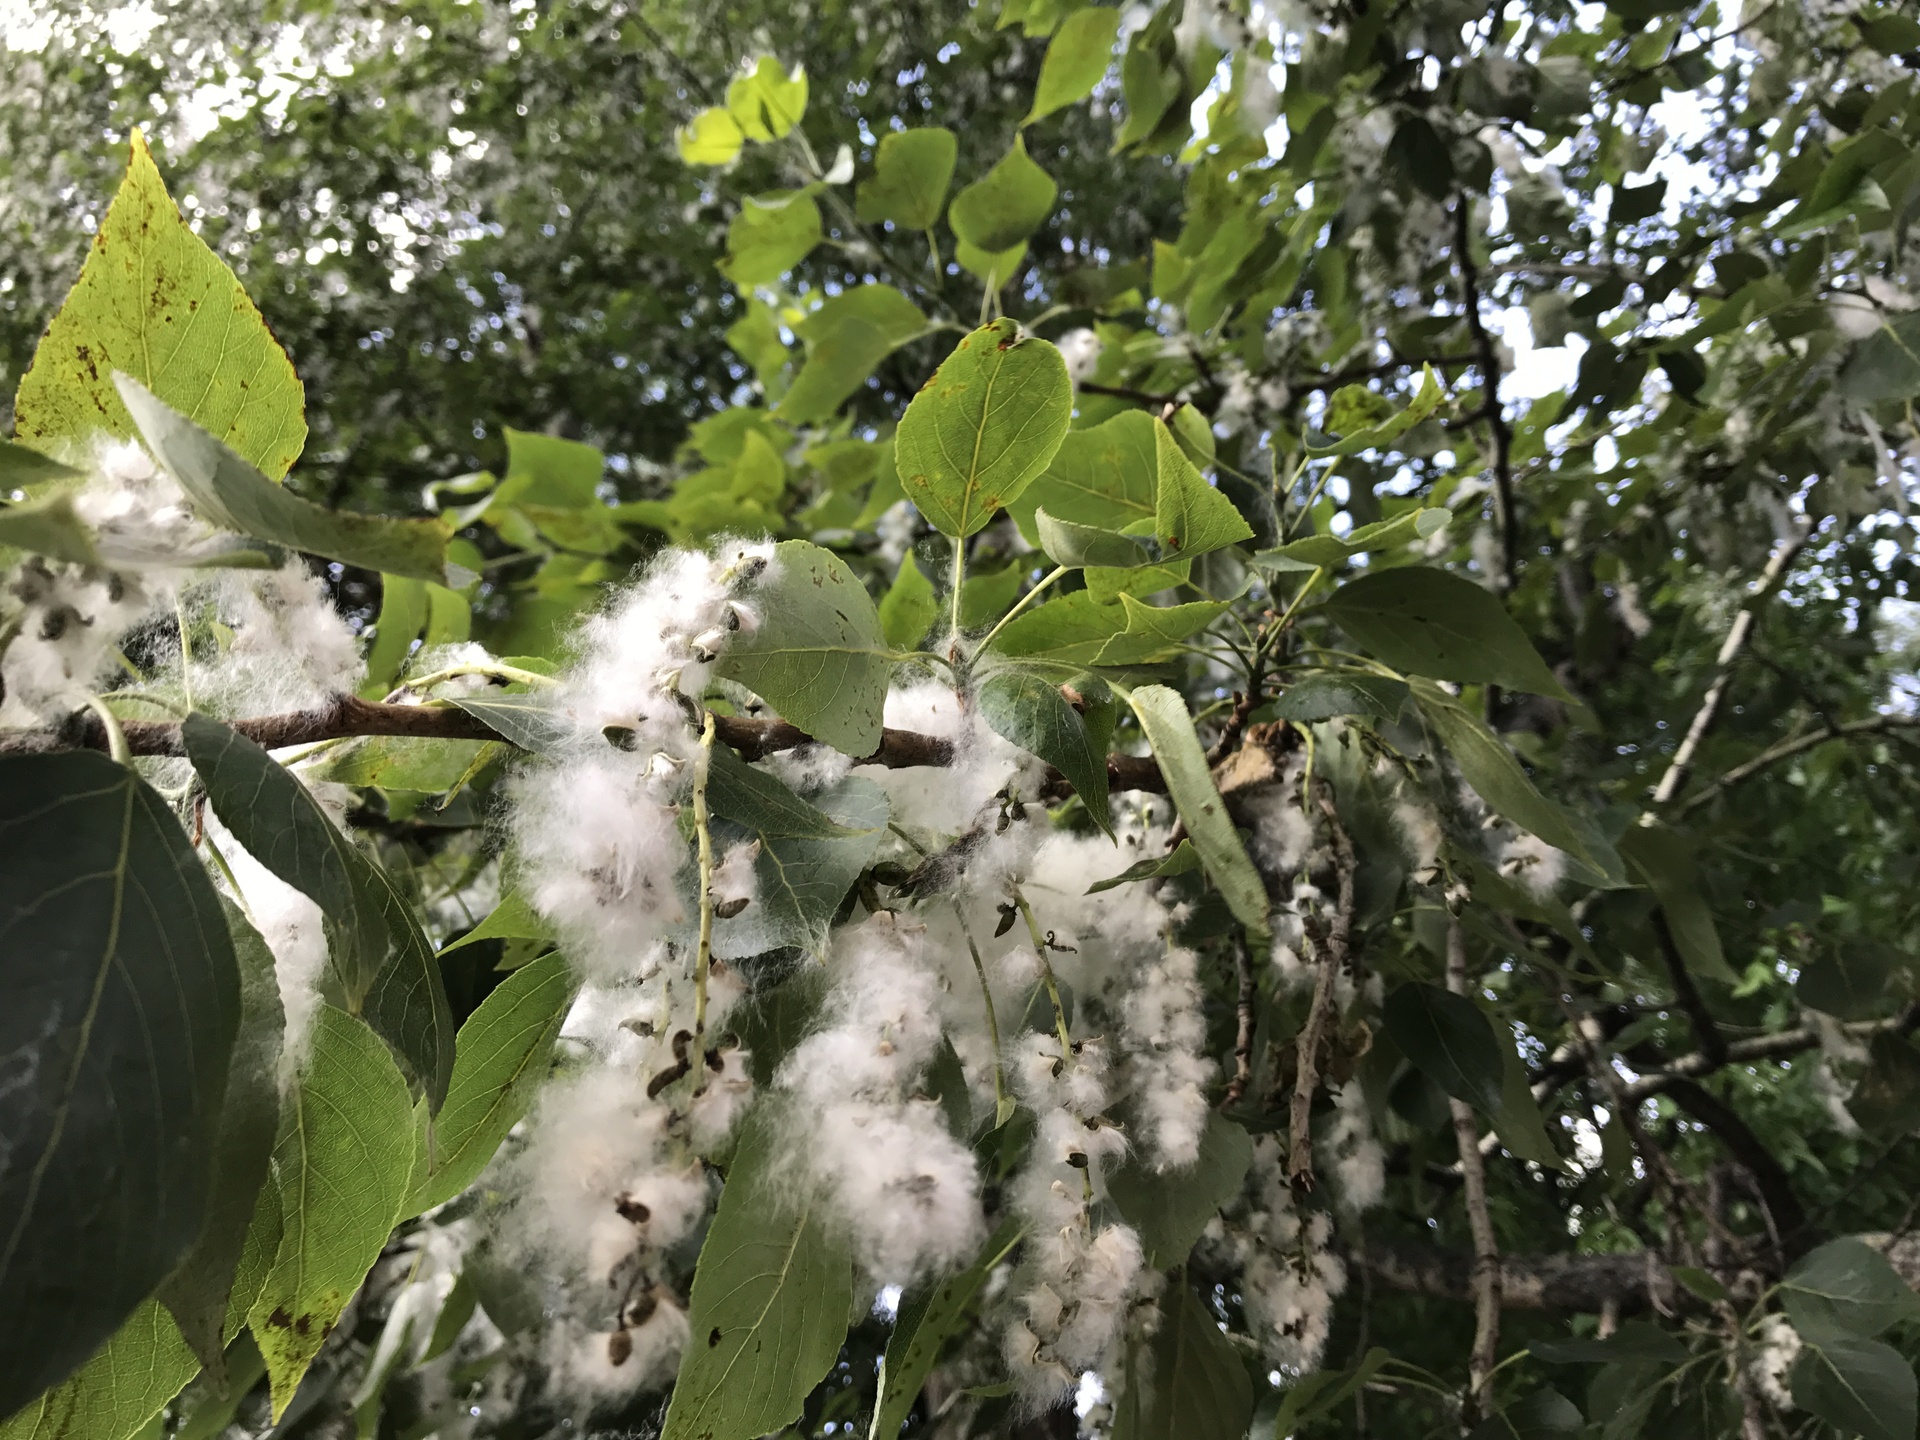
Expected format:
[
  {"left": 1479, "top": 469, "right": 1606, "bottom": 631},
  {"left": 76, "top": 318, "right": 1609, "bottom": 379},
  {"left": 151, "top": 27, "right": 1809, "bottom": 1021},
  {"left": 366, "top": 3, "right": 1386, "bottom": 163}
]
[
  {"left": 0, "top": 752, "right": 239, "bottom": 1418},
  {"left": 1321, "top": 567, "right": 1569, "bottom": 699},
  {"left": 895, "top": 318, "right": 1072, "bottom": 539},
  {"left": 1111, "top": 1284, "right": 1253, "bottom": 1440},
  {"left": 660, "top": 1106, "right": 854, "bottom": 1440},
  {"left": 411, "top": 951, "right": 577, "bottom": 1214},
  {"left": 947, "top": 137, "right": 1059, "bottom": 255},
  {"left": 1384, "top": 982, "right": 1506, "bottom": 1116},
  {"left": 976, "top": 666, "right": 1112, "bottom": 831},
  {"left": 713, "top": 539, "right": 893, "bottom": 755},
  {"left": 1127, "top": 683, "right": 1269, "bottom": 945},
  {"left": 855, "top": 128, "right": 958, "bottom": 230},
  {"left": 13, "top": 133, "right": 304, "bottom": 478},
  {"left": 1024, "top": 7, "right": 1120, "bottom": 126},
  {"left": 1106, "top": 1114, "right": 1253, "bottom": 1268},
  {"left": 247, "top": 1007, "right": 416, "bottom": 1418},
  {"left": 871, "top": 1219, "right": 1023, "bottom": 1440}
]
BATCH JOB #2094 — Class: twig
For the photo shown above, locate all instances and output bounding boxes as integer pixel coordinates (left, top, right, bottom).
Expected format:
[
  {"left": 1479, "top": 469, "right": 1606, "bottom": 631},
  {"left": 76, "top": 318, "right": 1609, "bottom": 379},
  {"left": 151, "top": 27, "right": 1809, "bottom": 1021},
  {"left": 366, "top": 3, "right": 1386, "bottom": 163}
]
[
  {"left": 1287, "top": 785, "right": 1356, "bottom": 1192},
  {"left": 1221, "top": 937, "right": 1257, "bottom": 1110},
  {"left": 1648, "top": 522, "right": 1812, "bottom": 808},
  {"left": 1446, "top": 919, "right": 1502, "bottom": 1427},
  {"left": 1678, "top": 713, "right": 1920, "bottom": 816},
  {"left": 1650, "top": 910, "right": 1730, "bottom": 1068},
  {"left": 1452, "top": 198, "right": 1517, "bottom": 593},
  {"left": 691, "top": 712, "right": 717, "bottom": 1048}
]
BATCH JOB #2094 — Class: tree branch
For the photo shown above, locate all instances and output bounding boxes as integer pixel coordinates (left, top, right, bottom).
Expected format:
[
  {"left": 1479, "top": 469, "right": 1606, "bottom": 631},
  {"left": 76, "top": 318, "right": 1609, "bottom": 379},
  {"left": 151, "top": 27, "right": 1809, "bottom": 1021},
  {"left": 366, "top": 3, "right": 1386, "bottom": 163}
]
[
  {"left": 1677, "top": 713, "right": 1920, "bottom": 817},
  {"left": 0, "top": 695, "right": 1170, "bottom": 796},
  {"left": 1649, "top": 521, "right": 1812, "bottom": 808},
  {"left": 1663, "top": 1079, "right": 1811, "bottom": 1258},
  {"left": 1452, "top": 197, "right": 1517, "bottom": 593},
  {"left": 1447, "top": 920, "right": 1502, "bottom": 1424}
]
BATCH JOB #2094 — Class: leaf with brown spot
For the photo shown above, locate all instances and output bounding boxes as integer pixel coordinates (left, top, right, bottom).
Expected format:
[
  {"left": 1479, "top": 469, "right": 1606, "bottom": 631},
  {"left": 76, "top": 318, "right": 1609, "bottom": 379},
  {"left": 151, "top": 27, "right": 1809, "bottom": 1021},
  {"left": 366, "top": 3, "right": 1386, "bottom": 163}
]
[
  {"left": 14, "top": 131, "right": 306, "bottom": 479},
  {"left": 247, "top": 1007, "right": 415, "bottom": 1420}
]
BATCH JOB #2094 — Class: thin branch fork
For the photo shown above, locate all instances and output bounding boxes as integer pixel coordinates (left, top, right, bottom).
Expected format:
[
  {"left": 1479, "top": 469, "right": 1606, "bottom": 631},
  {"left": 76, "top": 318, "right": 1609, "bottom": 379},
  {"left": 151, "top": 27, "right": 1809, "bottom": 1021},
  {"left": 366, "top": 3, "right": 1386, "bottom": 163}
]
[
  {"left": 1677, "top": 712, "right": 1920, "bottom": 817},
  {"left": 0, "top": 694, "right": 1171, "bottom": 795}
]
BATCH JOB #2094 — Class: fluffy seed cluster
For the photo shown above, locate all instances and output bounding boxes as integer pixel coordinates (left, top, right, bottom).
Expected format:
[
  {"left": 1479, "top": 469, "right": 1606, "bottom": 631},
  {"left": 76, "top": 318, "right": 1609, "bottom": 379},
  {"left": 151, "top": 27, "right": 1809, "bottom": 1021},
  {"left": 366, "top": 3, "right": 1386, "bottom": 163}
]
[
  {"left": 1004, "top": 1031, "right": 1143, "bottom": 1404},
  {"left": 1116, "top": 945, "right": 1212, "bottom": 1171},
  {"left": 511, "top": 539, "right": 774, "bottom": 982},
  {"left": 776, "top": 915, "right": 984, "bottom": 1285},
  {"left": 1236, "top": 1136, "right": 1348, "bottom": 1376},
  {"left": 1751, "top": 1315, "right": 1802, "bottom": 1410}
]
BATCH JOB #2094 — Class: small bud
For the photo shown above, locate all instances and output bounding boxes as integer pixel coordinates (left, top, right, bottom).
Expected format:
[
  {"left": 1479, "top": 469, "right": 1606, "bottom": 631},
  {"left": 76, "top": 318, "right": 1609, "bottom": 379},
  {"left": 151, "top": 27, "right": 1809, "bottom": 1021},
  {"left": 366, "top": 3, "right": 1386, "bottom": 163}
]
[
  {"left": 714, "top": 896, "right": 750, "bottom": 919},
  {"left": 607, "top": 1329, "right": 633, "bottom": 1367}
]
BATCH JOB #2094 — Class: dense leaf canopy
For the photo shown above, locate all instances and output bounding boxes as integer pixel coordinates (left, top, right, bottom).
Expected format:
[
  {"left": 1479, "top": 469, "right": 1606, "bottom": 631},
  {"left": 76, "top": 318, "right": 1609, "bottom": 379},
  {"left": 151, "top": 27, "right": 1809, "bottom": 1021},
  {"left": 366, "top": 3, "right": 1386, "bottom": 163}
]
[{"left": 5, "top": 1, "right": 1920, "bottom": 1438}]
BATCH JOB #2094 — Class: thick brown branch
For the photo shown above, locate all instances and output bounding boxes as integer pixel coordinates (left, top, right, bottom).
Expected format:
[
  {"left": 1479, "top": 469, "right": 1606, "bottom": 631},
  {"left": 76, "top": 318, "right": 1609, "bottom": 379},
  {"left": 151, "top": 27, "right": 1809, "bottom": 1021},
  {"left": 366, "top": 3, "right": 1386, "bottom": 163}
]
[{"left": 0, "top": 696, "right": 1169, "bottom": 799}]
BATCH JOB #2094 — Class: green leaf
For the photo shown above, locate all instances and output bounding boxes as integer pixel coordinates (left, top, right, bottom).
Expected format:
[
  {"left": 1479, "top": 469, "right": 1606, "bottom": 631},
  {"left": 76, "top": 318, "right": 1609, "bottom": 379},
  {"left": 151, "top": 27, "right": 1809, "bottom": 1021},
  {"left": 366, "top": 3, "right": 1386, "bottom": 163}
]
[
  {"left": 1384, "top": 982, "right": 1505, "bottom": 1115},
  {"left": 449, "top": 692, "right": 573, "bottom": 754},
  {"left": 1107, "top": 1113, "right": 1252, "bottom": 1267},
  {"left": 1127, "top": 684, "right": 1270, "bottom": 944},
  {"left": 992, "top": 591, "right": 1225, "bottom": 668},
  {"left": 707, "top": 741, "right": 860, "bottom": 839},
  {"left": 1837, "top": 315, "right": 1920, "bottom": 404},
  {"left": 1385, "top": 119, "right": 1455, "bottom": 203},
  {"left": 776, "top": 288, "right": 924, "bottom": 425},
  {"left": 719, "top": 191, "right": 822, "bottom": 289},
  {"left": 361, "top": 576, "right": 429, "bottom": 697},
  {"left": 961, "top": 562, "right": 1028, "bottom": 629},
  {"left": 712, "top": 776, "right": 888, "bottom": 960},
  {"left": 1491, "top": 1037, "right": 1564, "bottom": 1170},
  {"left": 1792, "top": 1335, "right": 1917, "bottom": 1440},
  {"left": 185, "top": 714, "right": 454, "bottom": 1106},
  {"left": 1308, "top": 366, "right": 1445, "bottom": 458},
  {"left": 1322, "top": 567, "right": 1568, "bottom": 699},
  {"left": 1008, "top": 408, "right": 1158, "bottom": 545},
  {"left": 879, "top": 554, "right": 940, "bottom": 651},
  {"left": 895, "top": 318, "right": 1072, "bottom": 539},
  {"left": 1272, "top": 673, "right": 1410, "bottom": 723},
  {"left": 676, "top": 107, "right": 746, "bottom": 165},
  {"left": 1154, "top": 417, "right": 1252, "bottom": 558},
  {"left": 0, "top": 752, "right": 239, "bottom": 1418},
  {"left": 14, "top": 132, "right": 305, "bottom": 478},
  {"left": 1848, "top": 1034, "right": 1920, "bottom": 1138},
  {"left": 1530, "top": 1321, "right": 1686, "bottom": 1366},
  {"left": 0, "top": 438, "right": 81, "bottom": 488},
  {"left": 855, "top": 128, "right": 959, "bottom": 230},
  {"left": 1025, "top": 6, "right": 1122, "bottom": 124},
  {"left": 661, "top": 1106, "right": 854, "bottom": 1440},
  {"left": 726, "top": 58, "right": 808, "bottom": 142},
  {"left": 248, "top": 1007, "right": 416, "bottom": 1419},
  {"left": 1255, "top": 507, "right": 1450, "bottom": 568},
  {"left": 1087, "top": 838, "right": 1200, "bottom": 893},
  {"left": 116, "top": 376, "right": 451, "bottom": 584},
  {"left": 977, "top": 668, "right": 1112, "bottom": 834},
  {"left": 1110, "top": 1283, "right": 1254, "bottom": 1440},
  {"left": 1796, "top": 944, "right": 1900, "bottom": 1021},
  {"left": 776, "top": 320, "right": 895, "bottom": 426},
  {"left": 157, "top": 900, "right": 284, "bottom": 1375},
  {"left": 948, "top": 136, "right": 1058, "bottom": 254},
  {"left": 1113, "top": 12, "right": 1183, "bottom": 152},
  {"left": 312, "top": 735, "right": 492, "bottom": 794},
  {"left": 1783, "top": 1239, "right": 1920, "bottom": 1340},
  {"left": 1413, "top": 681, "right": 1596, "bottom": 865},
  {"left": 1468, "top": 1390, "right": 1585, "bottom": 1440},
  {"left": 714, "top": 538, "right": 894, "bottom": 756},
  {"left": 0, "top": 495, "right": 102, "bottom": 567},
  {"left": 0, "top": 1303, "right": 198, "bottom": 1440},
  {"left": 1255, "top": 1350, "right": 1392, "bottom": 1438},
  {"left": 184, "top": 713, "right": 389, "bottom": 1003},
  {"left": 1034, "top": 508, "right": 1150, "bottom": 569},
  {"left": 439, "top": 890, "right": 553, "bottom": 954},
  {"left": 870, "top": 1219, "right": 1023, "bottom": 1440},
  {"left": 1616, "top": 825, "right": 1738, "bottom": 985},
  {"left": 411, "top": 951, "right": 578, "bottom": 1214}
]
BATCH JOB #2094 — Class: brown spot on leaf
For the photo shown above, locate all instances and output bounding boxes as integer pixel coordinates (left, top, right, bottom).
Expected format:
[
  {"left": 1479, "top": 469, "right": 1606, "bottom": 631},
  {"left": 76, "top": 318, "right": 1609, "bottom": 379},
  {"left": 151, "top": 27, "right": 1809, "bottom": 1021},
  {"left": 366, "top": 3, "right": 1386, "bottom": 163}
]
[
  {"left": 708, "top": 1327, "right": 724, "bottom": 1347},
  {"left": 266, "top": 1307, "right": 294, "bottom": 1329}
]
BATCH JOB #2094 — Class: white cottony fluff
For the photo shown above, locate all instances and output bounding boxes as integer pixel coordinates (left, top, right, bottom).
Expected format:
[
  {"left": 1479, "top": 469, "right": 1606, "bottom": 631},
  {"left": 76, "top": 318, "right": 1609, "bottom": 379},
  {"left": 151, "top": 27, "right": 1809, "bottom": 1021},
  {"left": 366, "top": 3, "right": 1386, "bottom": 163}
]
[
  {"left": 1318, "top": 1082, "right": 1385, "bottom": 1215},
  {"left": 511, "top": 538, "right": 775, "bottom": 983},
  {"left": 205, "top": 814, "right": 329, "bottom": 1082},
  {"left": 1118, "top": 946, "right": 1213, "bottom": 1171},
  {"left": 1005, "top": 1029, "right": 1144, "bottom": 1404},
  {"left": 1750, "top": 1315, "right": 1801, "bottom": 1410},
  {"left": 777, "top": 915, "right": 985, "bottom": 1285},
  {"left": 1240, "top": 1135, "right": 1347, "bottom": 1375},
  {"left": 190, "top": 562, "right": 364, "bottom": 717},
  {"left": 1496, "top": 829, "right": 1567, "bottom": 899}
]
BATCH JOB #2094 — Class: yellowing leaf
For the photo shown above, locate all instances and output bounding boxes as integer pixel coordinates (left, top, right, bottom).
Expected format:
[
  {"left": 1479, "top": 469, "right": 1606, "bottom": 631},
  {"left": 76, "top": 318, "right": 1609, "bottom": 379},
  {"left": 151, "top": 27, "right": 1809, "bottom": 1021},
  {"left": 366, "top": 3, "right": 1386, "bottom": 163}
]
[
  {"left": 15, "top": 132, "right": 305, "bottom": 479},
  {"left": 677, "top": 107, "right": 746, "bottom": 165}
]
